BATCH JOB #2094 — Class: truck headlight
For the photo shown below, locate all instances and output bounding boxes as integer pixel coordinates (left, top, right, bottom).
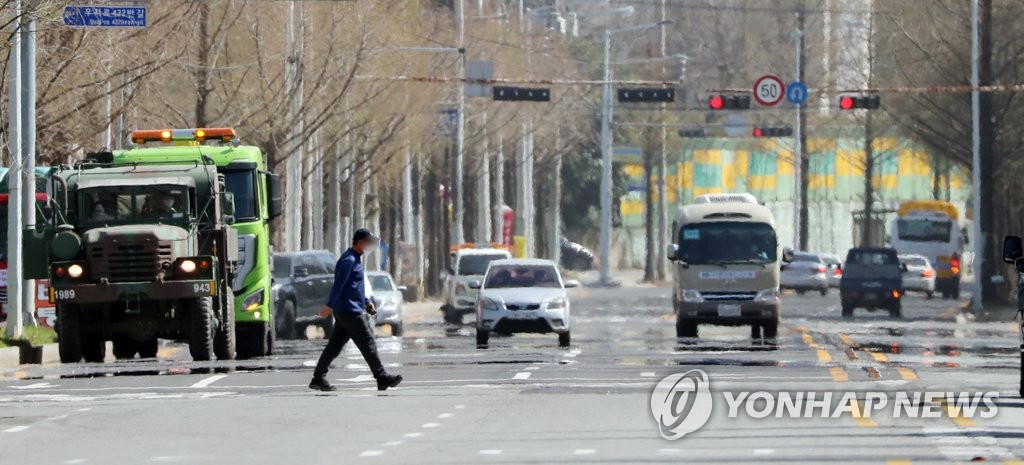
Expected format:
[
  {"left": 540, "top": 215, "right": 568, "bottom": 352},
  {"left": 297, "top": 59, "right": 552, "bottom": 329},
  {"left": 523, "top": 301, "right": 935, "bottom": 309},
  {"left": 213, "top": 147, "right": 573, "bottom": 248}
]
[
  {"left": 754, "top": 288, "right": 780, "bottom": 303},
  {"left": 678, "top": 289, "right": 704, "bottom": 303},
  {"left": 546, "top": 297, "right": 567, "bottom": 310},
  {"left": 179, "top": 260, "right": 197, "bottom": 273},
  {"left": 67, "top": 264, "right": 84, "bottom": 278},
  {"left": 242, "top": 289, "right": 264, "bottom": 312}
]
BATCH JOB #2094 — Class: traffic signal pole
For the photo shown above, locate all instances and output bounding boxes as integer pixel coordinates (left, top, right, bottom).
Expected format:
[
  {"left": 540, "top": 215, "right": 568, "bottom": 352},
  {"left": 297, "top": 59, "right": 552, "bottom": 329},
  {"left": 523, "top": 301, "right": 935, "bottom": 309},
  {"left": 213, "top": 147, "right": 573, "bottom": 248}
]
[
  {"left": 599, "top": 30, "right": 613, "bottom": 284},
  {"left": 20, "top": 3, "right": 37, "bottom": 328},
  {"left": 793, "top": 9, "right": 805, "bottom": 251},
  {"left": 5, "top": 0, "right": 23, "bottom": 339}
]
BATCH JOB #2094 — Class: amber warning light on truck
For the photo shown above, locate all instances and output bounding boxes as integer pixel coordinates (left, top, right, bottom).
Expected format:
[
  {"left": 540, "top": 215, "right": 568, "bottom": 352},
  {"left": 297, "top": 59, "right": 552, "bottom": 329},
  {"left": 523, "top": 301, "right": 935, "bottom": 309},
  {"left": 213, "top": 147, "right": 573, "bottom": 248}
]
[{"left": 130, "top": 127, "right": 237, "bottom": 144}]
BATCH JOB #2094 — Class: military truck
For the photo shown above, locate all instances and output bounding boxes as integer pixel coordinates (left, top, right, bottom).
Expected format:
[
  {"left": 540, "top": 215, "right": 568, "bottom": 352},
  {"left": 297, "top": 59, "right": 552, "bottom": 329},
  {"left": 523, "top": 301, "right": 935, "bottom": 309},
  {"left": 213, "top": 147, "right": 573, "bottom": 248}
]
[{"left": 24, "top": 155, "right": 239, "bottom": 363}]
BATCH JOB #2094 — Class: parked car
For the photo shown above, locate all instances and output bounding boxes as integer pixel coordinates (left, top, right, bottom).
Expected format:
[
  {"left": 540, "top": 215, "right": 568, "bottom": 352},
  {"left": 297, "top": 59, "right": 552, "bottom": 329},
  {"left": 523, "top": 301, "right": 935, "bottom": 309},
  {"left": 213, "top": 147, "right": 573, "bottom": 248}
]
[
  {"left": 820, "top": 254, "right": 843, "bottom": 288},
  {"left": 271, "top": 250, "right": 338, "bottom": 339},
  {"left": 560, "top": 238, "right": 595, "bottom": 271},
  {"left": 470, "top": 258, "right": 579, "bottom": 348},
  {"left": 780, "top": 252, "right": 829, "bottom": 295},
  {"left": 840, "top": 247, "right": 906, "bottom": 319},
  {"left": 442, "top": 245, "right": 513, "bottom": 324},
  {"left": 899, "top": 254, "right": 936, "bottom": 298},
  {"left": 367, "top": 271, "right": 406, "bottom": 336}
]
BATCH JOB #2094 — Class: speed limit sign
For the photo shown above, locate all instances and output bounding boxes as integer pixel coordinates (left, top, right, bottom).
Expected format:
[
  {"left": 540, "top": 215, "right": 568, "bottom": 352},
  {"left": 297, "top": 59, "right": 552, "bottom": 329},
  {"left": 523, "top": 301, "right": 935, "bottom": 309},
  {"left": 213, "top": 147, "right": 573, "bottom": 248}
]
[{"left": 753, "top": 75, "right": 786, "bottom": 106}]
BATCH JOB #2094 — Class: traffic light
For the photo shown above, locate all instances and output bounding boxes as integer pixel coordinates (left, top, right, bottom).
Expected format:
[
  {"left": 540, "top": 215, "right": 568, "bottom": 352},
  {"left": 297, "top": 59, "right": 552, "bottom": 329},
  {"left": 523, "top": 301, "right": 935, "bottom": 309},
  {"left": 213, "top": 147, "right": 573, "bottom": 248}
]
[
  {"left": 708, "top": 93, "right": 750, "bottom": 110},
  {"left": 838, "top": 93, "right": 880, "bottom": 110},
  {"left": 752, "top": 126, "right": 793, "bottom": 137},
  {"left": 677, "top": 127, "right": 706, "bottom": 138},
  {"left": 492, "top": 86, "right": 550, "bottom": 102},
  {"left": 617, "top": 88, "right": 675, "bottom": 103}
]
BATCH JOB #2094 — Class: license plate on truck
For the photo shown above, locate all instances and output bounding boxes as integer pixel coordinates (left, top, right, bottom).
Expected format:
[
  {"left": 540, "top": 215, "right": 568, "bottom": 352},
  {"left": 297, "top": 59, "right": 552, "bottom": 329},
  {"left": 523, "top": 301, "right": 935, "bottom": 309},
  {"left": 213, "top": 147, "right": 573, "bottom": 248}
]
[{"left": 718, "top": 304, "right": 741, "bottom": 317}]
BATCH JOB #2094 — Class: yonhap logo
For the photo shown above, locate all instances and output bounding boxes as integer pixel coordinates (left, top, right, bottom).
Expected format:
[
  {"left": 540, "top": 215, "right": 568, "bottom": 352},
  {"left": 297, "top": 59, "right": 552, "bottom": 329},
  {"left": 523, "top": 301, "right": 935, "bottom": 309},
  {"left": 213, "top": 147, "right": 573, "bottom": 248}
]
[{"left": 649, "top": 369, "right": 713, "bottom": 440}]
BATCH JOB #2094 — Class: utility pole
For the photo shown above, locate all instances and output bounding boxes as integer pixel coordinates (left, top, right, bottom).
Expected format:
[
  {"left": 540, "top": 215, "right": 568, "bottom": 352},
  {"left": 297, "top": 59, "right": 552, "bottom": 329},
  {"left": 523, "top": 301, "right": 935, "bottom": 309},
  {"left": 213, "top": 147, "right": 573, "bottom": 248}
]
[
  {"left": 599, "top": 29, "right": 613, "bottom": 284},
  {"left": 5, "top": 0, "right": 23, "bottom": 339},
  {"left": 793, "top": 8, "right": 807, "bottom": 251},
  {"left": 656, "top": 0, "right": 668, "bottom": 280},
  {"left": 550, "top": 128, "right": 562, "bottom": 265},
  {"left": 284, "top": 0, "right": 304, "bottom": 252},
  {"left": 453, "top": 0, "right": 466, "bottom": 246},
  {"left": 969, "top": 0, "right": 983, "bottom": 310},
  {"left": 475, "top": 112, "right": 491, "bottom": 242},
  {"left": 20, "top": 1, "right": 37, "bottom": 328},
  {"left": 493, "top": 133, "right": 504, "bottom": 244}
]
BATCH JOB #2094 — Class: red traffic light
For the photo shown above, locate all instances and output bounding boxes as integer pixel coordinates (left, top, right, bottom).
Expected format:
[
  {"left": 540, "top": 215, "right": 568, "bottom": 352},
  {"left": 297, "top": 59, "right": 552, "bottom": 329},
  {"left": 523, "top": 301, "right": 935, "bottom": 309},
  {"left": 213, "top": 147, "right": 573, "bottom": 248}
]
[
  {"left": 752, "top": 127, "right": 764, "bottom": 137},
  {"left": 709, "top": 95, "right": 724, "bottom": 110},
  {"left": 839, "top": 96, "right": 855, "bottom": 110}
]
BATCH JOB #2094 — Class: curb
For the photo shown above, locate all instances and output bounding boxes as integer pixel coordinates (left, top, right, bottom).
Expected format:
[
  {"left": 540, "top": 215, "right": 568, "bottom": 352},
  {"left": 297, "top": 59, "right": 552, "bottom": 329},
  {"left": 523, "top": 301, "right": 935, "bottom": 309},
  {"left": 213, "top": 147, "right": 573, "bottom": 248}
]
[
  {"left": 0, "top": 343, "right": 60, "bottom": 368},
  {"left": 0, "top": 346, "right": 19, "bottom": 368}
]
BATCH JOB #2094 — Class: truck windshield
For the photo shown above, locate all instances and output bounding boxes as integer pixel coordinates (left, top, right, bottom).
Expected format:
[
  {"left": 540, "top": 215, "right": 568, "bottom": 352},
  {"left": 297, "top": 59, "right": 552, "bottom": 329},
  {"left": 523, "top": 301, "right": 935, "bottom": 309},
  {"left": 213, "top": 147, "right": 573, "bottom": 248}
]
[
  {"left": 897, "top": 219, "right": 951, "bottom": 242},
  {"left": 458, "top": 254, "right": 508, "bottom": 275},
  {"left": 677, "top": 222, "right": 777, "bottom": 264},
  {"left": 80, "top": 185, "right": 188, "bottom": 226},
  {"left": 222, "top": 170, "right": 258, "bottom": 222}
]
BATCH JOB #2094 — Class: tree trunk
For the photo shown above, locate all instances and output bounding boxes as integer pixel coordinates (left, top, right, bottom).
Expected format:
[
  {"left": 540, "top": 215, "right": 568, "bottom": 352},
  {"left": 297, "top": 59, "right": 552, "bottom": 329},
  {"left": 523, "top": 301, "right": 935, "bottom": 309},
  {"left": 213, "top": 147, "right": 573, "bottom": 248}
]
[
  {"left": 194, "top": 1, "right": 211, "bottom": 128},
  {"left": 643, "top": 150, "right": 656, "bottom": 282},
  {"left": 979, "top": 0, "right": 998, "bottom": 304}
]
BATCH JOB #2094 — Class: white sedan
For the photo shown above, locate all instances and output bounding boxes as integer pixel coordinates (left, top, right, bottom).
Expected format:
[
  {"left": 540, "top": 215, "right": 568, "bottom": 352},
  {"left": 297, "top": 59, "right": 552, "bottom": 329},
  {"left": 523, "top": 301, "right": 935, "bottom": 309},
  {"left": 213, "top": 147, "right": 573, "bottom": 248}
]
[
  {"left": 899, "top": 254, "right": 936, "bottom": 298},
  {"left": 470, "top": 258, "right": 578, "bottom": 348}
]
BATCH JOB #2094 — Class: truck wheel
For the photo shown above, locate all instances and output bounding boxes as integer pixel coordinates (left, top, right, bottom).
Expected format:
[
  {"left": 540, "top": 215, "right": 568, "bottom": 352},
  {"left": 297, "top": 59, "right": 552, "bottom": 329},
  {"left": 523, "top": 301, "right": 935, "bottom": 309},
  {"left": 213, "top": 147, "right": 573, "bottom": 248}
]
[
  {"left": 138, "top": 338, "right": 159, "bottom": 359},
  {"left": 558, "top": 331, "right": 571, "bottom": 348},
  {"left": 277, "top": 300, "right": 297, "bottom": 340},
  {"left": 112, "top": 335, "right": 138, "bottom": 360},
  {"left": 573, "top": 257, "right": 591, "bottom": 271},
  {"left": 926, "top": 291, "right": 934, "bottom": 299},
  {"left": 841, "top": 304, "right": 854, "bottom": 319},
  {"left": 189, "top": 297, "right": 215, "bottom": 362},
  {"left": 676, "top": 320, "right": 698, "bottom": 338},
  {"left": 236, "top": 322, "right": 269, "bottom": 359},
  {"left": 889, "top": 302, "right": 902, "bottom": 319},
  {"left": 751, "top": 325, "right": 762, "bottom": 339},
  {"left": 762, "top": 322, "right": 778, "bottom": 339},
  {"left": 82, "top": 332, "right": 106, "bottom": 363},
  {"left": 391, "top": 322, "right": 404, "bottom": 337},
  {"left": 57, "top": 303, "right": 83, "bottom": 363},
  {"left": 476, "top": 329, "right": 489, "bottom": 347},
  {"left": 214, "top": 288, "right": 236, "bottom": 361},
  {"left": 952, "top": 283, "right": 960, "bottom": 300},
  {"left": 819, "top": 288, "right": 828, "bottom": 296},
  {"left": 265, "top": 320, "right": 276, "bottom": 356}
]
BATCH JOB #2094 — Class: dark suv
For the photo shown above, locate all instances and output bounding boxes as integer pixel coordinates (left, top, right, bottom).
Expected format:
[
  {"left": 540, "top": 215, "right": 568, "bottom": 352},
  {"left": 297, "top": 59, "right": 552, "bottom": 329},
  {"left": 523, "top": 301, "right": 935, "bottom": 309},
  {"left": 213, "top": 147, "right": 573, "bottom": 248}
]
[
  {"left": 840, "top": 247, "right": 907, "bottom": 318},
  {"left": 271, "top": 250, "right": 338, "bottom": 339}
]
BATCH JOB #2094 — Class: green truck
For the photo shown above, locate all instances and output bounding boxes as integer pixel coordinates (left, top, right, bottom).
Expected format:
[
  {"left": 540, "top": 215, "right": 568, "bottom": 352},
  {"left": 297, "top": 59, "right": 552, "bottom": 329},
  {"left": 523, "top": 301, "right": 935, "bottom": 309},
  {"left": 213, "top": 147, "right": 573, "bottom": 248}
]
[
  {"left": 25, "top": 158, "right": 241, "bottom": 362},
  {"left": 111, "top": 128, "right": 282, "bottom": 359}
]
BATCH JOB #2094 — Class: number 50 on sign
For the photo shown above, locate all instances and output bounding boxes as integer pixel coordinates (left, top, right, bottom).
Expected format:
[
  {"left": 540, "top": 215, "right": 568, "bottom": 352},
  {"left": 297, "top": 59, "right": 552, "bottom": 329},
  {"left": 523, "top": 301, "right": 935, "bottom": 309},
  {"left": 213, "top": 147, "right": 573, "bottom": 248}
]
[{"left": 753, "top": 75, "right": 785, "bottom": 107}]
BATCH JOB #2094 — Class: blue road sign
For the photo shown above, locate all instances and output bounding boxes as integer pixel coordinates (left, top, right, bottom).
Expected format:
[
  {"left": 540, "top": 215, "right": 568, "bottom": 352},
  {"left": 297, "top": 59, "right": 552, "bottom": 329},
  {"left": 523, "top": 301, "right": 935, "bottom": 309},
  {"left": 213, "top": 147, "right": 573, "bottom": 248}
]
[
  {"left": 786, "top": 81, "right": 808, "bottom": 105},
  {"left": 63, "top": 5, "right": 147, "bottom": 28}
]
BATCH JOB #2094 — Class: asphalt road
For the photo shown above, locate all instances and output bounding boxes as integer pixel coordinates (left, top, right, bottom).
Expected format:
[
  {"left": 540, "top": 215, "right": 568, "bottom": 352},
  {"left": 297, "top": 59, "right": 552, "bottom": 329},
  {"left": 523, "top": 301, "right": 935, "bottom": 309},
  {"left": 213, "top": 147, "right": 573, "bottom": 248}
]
[{"left": 3, "top": 277, "right": 1024, "bottom": 464}]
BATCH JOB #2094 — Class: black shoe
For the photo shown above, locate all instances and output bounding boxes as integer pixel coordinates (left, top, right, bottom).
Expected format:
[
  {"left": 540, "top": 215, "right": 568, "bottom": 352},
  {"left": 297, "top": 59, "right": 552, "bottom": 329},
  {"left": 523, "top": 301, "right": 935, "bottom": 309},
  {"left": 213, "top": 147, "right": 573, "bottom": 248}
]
[
  {"left": 377, "top": 374, "right": 403, "bottom": 391},
  {"left": 309, "top": 377, "right": 337, "bottom": 392}
]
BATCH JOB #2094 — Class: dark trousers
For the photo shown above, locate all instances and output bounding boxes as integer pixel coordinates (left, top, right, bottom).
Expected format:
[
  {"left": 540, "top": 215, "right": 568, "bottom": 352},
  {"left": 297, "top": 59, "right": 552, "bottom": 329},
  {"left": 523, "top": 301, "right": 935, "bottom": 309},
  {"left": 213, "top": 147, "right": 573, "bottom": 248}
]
[{"left": 313, "top": 312, "right": 386, "bottom": 380}]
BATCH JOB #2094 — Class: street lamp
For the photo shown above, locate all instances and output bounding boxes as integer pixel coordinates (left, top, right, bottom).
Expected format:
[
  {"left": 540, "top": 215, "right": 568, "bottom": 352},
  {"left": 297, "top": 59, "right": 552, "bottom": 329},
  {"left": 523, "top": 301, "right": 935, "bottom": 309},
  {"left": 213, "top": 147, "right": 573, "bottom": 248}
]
[{"left": 599, "top": 20, "right": 673, "bottom": 285}]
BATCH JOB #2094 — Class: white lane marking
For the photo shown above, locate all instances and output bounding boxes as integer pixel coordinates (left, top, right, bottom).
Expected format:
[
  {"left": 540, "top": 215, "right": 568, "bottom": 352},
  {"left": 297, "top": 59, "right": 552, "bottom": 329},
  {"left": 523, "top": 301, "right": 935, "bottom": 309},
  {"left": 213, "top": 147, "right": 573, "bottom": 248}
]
[
  {"left": 359, "top": 450, "right": 383, "bottom": 457},
  {"left": 640, "top": 372, "right": 656, "bottom": 377},
  {"left": 658, "top": 448, "right": 680, "bottom": 454},
  {"left": 4, "top": 425, "right": 30, "bottom": 433},
  {"left": 62, "top": 460, "right": 87, "bottom": 464},
  {"left": 383, "top": 441, "right": 403, "bottom": 447},
  {"left": 438, "top": 413, "right": 454, "bottom": 419},
  {"left": 524, "top": 366, "right": 540, "bottom": 371},
  {"left": 302, "top": 360, "right": 316, "bottom": 367},
  {"left": 512, "top": 372, "right": 532, "bottom": 380},
  {"left": 190, "top": 374, "right": 228, "bottom": 388},
  {"left": 563, "top": 348, "right": 582, "bottom": 358},
  {"left": 479, "top": 450, "right": 503, "bottom": 455},
  {"left": 338, "top": 375, "right": 374, "bottom": 382},
  {"left": 574, "top": 449, "right": 596, "bottom": 455},
  {"left": 76, "top": 408, "right": 92, "bottom": 412},
  {"left": 403, "top": 432, "right": 423, "bottom": 438},
  {"left": 10, "top": 382, "right": 57, "bottom": 390},
  {"left": 422, "top": 423, "right": 441, "bottom": 428},
  {"left": 753, "top": 449, "right": 775, "bottom": 455},
  {"left": 454, "top": 405, "right": 466, "bottom": 410},
  {"left": 47, "top": 415, "right": 69, "bottom": 421}
]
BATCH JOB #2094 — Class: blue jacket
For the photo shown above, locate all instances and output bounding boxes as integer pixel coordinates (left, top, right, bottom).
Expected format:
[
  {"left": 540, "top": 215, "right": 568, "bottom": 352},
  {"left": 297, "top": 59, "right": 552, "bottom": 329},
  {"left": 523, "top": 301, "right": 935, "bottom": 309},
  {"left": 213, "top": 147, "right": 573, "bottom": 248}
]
[{"left": 326, "top": 248, "right": 369, "bottom": 315}]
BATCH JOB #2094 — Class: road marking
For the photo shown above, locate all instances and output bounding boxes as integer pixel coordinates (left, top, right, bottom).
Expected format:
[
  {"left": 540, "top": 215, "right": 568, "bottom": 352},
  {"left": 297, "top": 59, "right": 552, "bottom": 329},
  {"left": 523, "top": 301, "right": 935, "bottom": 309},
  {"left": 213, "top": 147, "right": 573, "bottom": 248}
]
[
  {"left": 359, "top": 450, "right": 383, "bottom": 457},
  {"left": 3, "top": 425, "right": 30, "bottom": 433},
  {"left": 886, "top": 460, "right": 912, "bottom": 465},
  {"left": 938, "top": 400, "right": 976, "bottom": 427},
  {"left": 339, "top": 374, "right": 374, "bottom": 382},
  {"left": 190, "top": 374, "right": 228, "bottom": 388},
  {"left": 753, "top": 449, "right": 775, "bottom": 455},
  {"left": 1003, "top": 460, "right": 1024, "bottom": 465},
  {"left": 838, "top": 333, "right": 854, "bottom": 346},
  {"left": 801, "top": 333, "right": 815, "bottom": 346},
  {"left": 848, "top": 398, "right": 877, "bottom": 428},
  {"left": 438, "top": 413, "right": 454, "bottom": 419},
  {"left": 454, "top": 405, "right": 466, "bottom": 410},
  {"left": 302, "top": 360, "right": 317, "bottom": 367},
  {"left": 870, "top": 352, "right": 888, "bottom": 363},
  {"left": 816, "top": 349, "right": 832, "bottom": 363},
  {"left": 76, "top": 408, "right": 92, "bottom": 412},
  {"left": 524, "top": 366, "right": 540, "bottom": 371},
  {"left": 383, "top": 441, "right": 403, "bottom": 447},
  {"left": 574, "top": 449, "right": 596, "bottom": 455},
  {"left": 422, "top": 423, "right": 441, "bottom": 428},
  {"left": 563, "top": 348, "right": 582, "bottom": 358},
  {"left": 658, "top": 448, "right": 681, "bottom": 454},
  {"left": 479, "top": 450, "right": 503, "bottom": 455},
  {"left": 10, "top": 382, "right": 57, "bottom": 390},
  {"left": 62, "top": 460, "right": 87, "bottom": 464},
  {"left": 403, "top": 432, "right": 423, "bottom": 438},
  {"left": 897, "top": 367, "right": 918, "bottom": 381},
  {"left": 640, "top": 372, "right": 656, "bottom": 377},
  {"left": 513, "top": 372, "right": 532, "bottom": 380},
  {"left": 829, "top": 367, "right": 848, "bottom": 382}
]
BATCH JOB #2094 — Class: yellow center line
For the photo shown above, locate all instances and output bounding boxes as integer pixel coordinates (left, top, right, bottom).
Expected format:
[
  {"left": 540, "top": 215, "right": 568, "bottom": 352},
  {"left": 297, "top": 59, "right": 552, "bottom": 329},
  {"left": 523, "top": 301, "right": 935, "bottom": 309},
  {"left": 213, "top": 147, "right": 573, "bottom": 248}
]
[
  {"left": 1003, "top": 460, "right": 1024, "bottom": 465},
  {"left": 13, "top": 370, "right": 27, "bottom": 379},
  {"left": 801, "top": 332, "right": 814, "bottom": 346},
  {"left": 838, "top": 333, "right": 854, "bottom": 346},
  {"left": 829, "top": 367, "right": 848, "bottom": 382},
  {"left": 886, "top": 460, "right": 912, "bottom": 465},
  {"left": 870, "top": 352, "right": 888, "bottom": 363},
  {"left": 848, "top": 398, "right": 877, "bottom": 428},
  {"left": 939, "top": 400, "right": 976, "bottom": 427},
  {"left": 896, "top": 367, "right": 918, "bottom": 381},
  {"left": 817, "top": 349, "right": 832, "bottom": 363}
]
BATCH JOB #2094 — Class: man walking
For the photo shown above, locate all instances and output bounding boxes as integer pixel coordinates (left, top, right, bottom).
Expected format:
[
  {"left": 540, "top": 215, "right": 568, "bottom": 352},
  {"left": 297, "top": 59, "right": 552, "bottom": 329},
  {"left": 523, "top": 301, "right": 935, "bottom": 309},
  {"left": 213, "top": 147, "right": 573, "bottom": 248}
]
[{"left": 310, "top": 229, "right": 403, "bottom": 392}]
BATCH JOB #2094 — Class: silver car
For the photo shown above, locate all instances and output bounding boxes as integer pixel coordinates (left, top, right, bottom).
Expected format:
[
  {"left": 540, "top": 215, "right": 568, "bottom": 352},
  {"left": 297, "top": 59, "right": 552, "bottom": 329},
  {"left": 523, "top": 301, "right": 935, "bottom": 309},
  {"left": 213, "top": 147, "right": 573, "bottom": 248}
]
[
  {"left": 780, "top": 252, "right": 829, "bottom": 295},
  {"left": 820, "top": 254, "right": 843, "bottom": 288},
  {"left": 899, "top": 254, "right": 936, "bottom": 298},
  {"left": 470, "top": 258, "right": 579, "bottom": 348},
  {"left": 367, "top": 271, "right": 406, "bottom": 336}
]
